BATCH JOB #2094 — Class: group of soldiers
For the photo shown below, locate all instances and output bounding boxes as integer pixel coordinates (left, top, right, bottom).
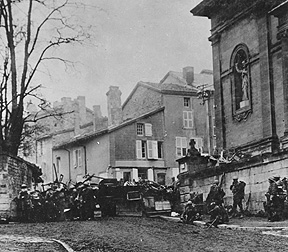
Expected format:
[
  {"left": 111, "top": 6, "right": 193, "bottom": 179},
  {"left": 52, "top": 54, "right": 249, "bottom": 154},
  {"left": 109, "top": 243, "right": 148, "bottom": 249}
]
[
  {"left": 264, "top": 175, "right": 288, "bottom": 222},
  {"left": 16, "top": 180, "right": 97, "bottom": 223},
  {"left": 181, "top": 176, "right": 246, "bottom": 227}
]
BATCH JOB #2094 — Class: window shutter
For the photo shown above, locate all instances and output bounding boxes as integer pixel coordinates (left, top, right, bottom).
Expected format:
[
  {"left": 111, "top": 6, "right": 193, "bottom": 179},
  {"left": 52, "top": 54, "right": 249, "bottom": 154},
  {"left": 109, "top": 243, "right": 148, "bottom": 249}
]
[
  {"left": 152, "top": 141, "right": 158, "bottom": 159},
  {"left": 183, "top": 112, "right": 188, "bottom": 128},
  {"left": 136, "top": 140, "right": 142, "bottom": 159},
  {"left": 147, "top": 140, "right": 153, "bottom": 159},
  {"left": 176, "top": 137, "right": 181, "bottom": 147},
  {"left": 188, "top": 111, "right": 193, "bottom": 128},
  {"left": 73, "top": 150, "right": 77, "bottom": 167},
  {"left": 145, "top": 123, "right": 152, "bottom": 136},
  {"left": 195, "top": 138, "right": 203, "bottom": 153},
  {"left": 78, "top": 148, "right": 82, "bottom": 167},
  {"left": 182, "top": 137, "right": 187, "bottom": 149}
]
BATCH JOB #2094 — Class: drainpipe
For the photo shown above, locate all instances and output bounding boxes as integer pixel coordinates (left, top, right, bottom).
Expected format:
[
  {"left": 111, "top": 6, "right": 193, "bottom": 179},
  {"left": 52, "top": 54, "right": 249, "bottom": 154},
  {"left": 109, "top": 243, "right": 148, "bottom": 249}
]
[
  {"left": 83, "top": 146, "right": 87, "bottom": 175},
  {"left": 64, "top": 148, "right": 71, "bottom": 181},
  {"left": 80, "top": 145, "right": 87, "bottom": 175}
]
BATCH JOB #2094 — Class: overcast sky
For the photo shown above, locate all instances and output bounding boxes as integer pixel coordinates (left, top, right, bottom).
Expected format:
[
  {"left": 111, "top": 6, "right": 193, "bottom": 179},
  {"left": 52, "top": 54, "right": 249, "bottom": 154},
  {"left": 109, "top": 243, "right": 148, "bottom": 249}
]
[{"left": 38, "top": 0, "right": 212, "bottom": 116}]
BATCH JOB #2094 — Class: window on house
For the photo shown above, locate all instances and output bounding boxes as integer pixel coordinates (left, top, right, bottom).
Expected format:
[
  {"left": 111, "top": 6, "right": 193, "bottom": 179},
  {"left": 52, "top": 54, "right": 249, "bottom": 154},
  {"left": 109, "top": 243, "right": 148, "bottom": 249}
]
[
  {"left": 136, "top": 140, "right": 146, "bottom": 159},
  {"left": 141, "top": 141, "right": 147, "bottom": 158},
  {"left": 176, "top": 137, "right": 187, "bottom": 157},
  {"left": 157, "top": 173, "right": 166, "bottom": 185},
  {"left": 73, "top": 148, "right": 82, "bottom": 168},
  {"left": 136, "top": 140, "right": 162, "bottom": 159},
  {"left": 184, "top": 97, "right": 191, "bottom": 108},
  {"left": 136, "top": 123, "right": 144, "bottom": 136},
  {"left": 183, "top": 111, "right": 193, "bottom": 128},
  {"left": 138, "top": 169, "right": 147, "bottom": 180},
  {"left": 157, "top": 142, "right": 163, "bottom": 159},
  {"left": 123, "top": 172, "right": 131, "bottom": 182}
]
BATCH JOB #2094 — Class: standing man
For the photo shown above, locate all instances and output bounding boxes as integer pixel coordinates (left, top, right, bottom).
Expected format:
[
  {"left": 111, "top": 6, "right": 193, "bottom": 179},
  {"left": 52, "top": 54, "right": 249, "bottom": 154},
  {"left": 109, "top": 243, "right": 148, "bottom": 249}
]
[{"left": 230, "top": 176, "right": 246, "bottom": 218}]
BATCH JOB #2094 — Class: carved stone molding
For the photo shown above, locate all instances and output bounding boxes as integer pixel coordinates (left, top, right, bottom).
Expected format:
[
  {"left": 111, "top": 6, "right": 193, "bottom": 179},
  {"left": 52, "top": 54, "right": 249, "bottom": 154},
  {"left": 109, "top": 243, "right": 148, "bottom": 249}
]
[
  {"left": 233, "top": 108, "right": 252, "bottom": 122},
  {"left": 209, "top": 32, "right": 221, "bottom": 46}
]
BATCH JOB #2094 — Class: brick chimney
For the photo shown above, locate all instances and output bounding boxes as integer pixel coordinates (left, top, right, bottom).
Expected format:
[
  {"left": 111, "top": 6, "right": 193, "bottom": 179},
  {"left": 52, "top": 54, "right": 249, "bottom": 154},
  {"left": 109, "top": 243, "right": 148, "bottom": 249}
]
[
  {"left": 77, "top": 96, "right": 87, "bottom": 125},
  {"left": 106, "top": 86, "right": 123, "bottom": 127},
  {"left": 183, "top": 66, "right": 194, "bottom": 86},
  {"left": 93, "top": 105, "right": 103, "bottom": 131}
]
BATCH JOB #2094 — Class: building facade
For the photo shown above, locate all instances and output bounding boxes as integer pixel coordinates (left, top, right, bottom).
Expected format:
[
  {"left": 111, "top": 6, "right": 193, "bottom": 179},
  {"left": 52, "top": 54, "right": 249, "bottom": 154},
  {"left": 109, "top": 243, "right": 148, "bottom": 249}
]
[
  {"left": 52, "top": 67, "right": 214, "bottom": 185},
  {"left": 28, "top": 96, "right": 107, "bottom": 183},
  {"left": 183, "top": 0, "right": 288, "bottom": 212}
]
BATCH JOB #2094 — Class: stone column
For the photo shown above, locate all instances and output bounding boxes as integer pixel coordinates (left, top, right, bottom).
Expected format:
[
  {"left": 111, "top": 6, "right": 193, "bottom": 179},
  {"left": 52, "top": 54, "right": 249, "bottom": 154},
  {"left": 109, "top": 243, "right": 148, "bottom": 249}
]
[
  {"left": 271, "top": 3, "right": 288, "bottom": 148},
  {"left": 257, "top": 14, "right": 275, "bottom": 138},
  {"left": 209, "top": 32, "right": 226, "bottom": 150}
]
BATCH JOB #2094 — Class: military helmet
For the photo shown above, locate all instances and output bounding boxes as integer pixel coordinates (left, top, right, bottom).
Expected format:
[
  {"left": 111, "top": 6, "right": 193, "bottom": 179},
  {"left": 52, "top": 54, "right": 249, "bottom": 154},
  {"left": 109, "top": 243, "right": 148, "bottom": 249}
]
[
  {"left": 214, "top": 179, "right": 219, "bottom": 184},
  {"left": 273, "top": 176, "right": 280, "bottom": 181},
  {"left": 186, "top": 200, "right": 192, "bottom": 205},
  {"left": 232, "top": 176, "right": 238, "bottom": 180},
  {"left": 21, "top": 184, "right": 27, "bottom": 189}
]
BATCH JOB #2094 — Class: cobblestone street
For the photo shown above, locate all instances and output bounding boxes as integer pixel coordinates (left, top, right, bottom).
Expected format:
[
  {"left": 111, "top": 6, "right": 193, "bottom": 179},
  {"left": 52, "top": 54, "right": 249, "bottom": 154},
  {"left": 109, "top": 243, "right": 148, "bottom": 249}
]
[{"left": 1, "top": 217, "right": 288, "bottom": 252}]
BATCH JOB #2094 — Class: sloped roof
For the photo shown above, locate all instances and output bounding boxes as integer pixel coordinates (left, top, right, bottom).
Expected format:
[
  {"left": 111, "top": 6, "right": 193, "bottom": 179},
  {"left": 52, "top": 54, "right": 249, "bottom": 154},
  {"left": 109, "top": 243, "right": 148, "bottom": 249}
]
[
  {"left": 142, "top": 81, "right": 198, "bottom": 93},
  {"left": 53, "top": 107, "right": 165, "bottom": 150},
  {"left": 160, "top": 70, "right": 213, "bottom": 90}
]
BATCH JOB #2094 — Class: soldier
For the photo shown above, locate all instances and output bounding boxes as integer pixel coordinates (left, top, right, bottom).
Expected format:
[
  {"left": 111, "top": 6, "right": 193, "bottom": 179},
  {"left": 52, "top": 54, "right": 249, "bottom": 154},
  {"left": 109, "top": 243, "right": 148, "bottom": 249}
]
[
  {"left": 230, "top": 176, "right": 246, "bottom": 218},
  {"left": 17, "top": 184, "right": 32, "bottom": 222},
  {"left": 206, "top": 179, "right": 225, "bottom": 205},
  {"left": 265, "top": 176, "right": 285, "bottom": 221},
  {"left": 181, "top": 200, "right": 198, "bottom": 223}
]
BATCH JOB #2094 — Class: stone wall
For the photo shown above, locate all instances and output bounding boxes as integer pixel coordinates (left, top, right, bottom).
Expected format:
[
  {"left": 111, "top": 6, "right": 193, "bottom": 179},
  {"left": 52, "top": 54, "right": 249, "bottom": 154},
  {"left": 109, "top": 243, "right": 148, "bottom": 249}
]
[
  {"left": 0, "top": 154, "right": 38, "bottom": 219},
  {"left": 179, "top": 152, "right": 288, "bottom": 213}
]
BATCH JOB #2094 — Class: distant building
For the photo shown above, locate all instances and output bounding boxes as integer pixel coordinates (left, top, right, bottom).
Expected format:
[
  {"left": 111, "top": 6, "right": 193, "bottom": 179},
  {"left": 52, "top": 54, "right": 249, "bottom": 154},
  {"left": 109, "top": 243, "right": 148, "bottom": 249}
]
[
  {"left": 52, "top": 67, "right": 214, "bottom": 185},
  {"left": 26, "top": 96, "right": 107, "bottom": 182}
]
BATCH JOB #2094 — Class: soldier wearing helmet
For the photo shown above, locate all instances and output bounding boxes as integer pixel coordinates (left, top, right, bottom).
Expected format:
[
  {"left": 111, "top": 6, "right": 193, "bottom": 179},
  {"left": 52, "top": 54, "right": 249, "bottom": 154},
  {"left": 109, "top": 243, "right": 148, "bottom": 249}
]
[
  {"left": 206, "top": 179, "right": 225, "bottom": 205},
  {"left": 230, "top": 176, "right": 246, "bottom": 218}
]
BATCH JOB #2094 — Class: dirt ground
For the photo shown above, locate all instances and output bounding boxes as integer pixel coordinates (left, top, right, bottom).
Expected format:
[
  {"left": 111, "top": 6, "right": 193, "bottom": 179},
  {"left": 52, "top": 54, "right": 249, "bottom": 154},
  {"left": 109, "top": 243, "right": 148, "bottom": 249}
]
[{"left": 1, "top": 216, "right": 288, "bottom": 252}]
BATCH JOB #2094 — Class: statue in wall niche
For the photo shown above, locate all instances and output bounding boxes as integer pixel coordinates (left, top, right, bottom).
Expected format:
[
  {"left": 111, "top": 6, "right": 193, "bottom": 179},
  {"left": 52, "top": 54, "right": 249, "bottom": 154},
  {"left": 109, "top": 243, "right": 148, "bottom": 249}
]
[
  {"left": 186, "top": 139, "right": 201, "bottom": 157},
  {"left": 235, "top": 58, "right": 249, "bottom": 102}
]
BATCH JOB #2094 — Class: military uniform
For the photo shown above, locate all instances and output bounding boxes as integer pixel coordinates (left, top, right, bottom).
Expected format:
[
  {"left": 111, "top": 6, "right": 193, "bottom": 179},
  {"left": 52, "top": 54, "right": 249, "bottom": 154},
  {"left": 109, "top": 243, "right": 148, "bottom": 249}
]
[
  {"left": 230, "top": 177, "right": 246, "bottom": 217},
  {"left": 265, "top": 176, "right": 285, "bottom": 221},
  {"left": 206, "top": 180, "right": 225, "bottom": 205}
]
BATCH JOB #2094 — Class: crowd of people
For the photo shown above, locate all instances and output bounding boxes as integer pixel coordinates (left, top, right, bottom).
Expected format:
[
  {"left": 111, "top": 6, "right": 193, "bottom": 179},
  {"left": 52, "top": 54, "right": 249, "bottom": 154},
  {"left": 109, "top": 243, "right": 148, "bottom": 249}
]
[
  {"left": 16, "top": 180, "right": 97, "bottom": 223},
  {"left": 15, "top": 176, "right": 180, "bottom": 223},
  {"left": 180, "top": 173, "right": 288, "bottom": 227},
  {"left": 264, "top": 175, "right": 288, "bottom": 222},
  {"left": 181, "top": 176, "right": 247, "bottom": 227}
]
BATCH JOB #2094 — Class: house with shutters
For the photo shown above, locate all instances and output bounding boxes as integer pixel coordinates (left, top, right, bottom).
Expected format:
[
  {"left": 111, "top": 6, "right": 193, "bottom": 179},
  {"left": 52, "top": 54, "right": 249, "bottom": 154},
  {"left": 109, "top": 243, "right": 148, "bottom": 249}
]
[{"left": 52, "top": 67, "right": 214, "bottom": 185}]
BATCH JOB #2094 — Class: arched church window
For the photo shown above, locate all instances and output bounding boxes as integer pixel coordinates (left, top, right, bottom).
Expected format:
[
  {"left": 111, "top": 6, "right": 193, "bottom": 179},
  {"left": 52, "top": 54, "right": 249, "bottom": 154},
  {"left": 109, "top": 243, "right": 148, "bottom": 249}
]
[{"left": 230, "top": 44, "right": 252, "bottom": 121}]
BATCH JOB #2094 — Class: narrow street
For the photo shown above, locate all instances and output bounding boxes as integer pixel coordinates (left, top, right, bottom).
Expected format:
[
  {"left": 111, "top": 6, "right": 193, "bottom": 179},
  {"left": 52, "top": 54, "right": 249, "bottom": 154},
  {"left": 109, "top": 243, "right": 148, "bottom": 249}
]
[{"left": 1, "top": 217, "right": 288, "bottom": 252}]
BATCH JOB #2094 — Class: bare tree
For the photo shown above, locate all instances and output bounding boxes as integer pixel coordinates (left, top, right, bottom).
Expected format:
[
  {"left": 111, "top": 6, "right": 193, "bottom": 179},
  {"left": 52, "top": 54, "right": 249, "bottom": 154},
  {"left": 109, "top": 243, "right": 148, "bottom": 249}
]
[{"left": 0, "top": 0, "right": 90, "bottom": 155}]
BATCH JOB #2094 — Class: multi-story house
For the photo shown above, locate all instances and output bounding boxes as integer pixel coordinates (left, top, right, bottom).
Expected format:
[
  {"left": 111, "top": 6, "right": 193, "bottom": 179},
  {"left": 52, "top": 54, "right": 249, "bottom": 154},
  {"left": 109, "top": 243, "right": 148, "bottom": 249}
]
[
  {"left": 52, "top": 67, "right": 214, "bottom": 185},
  {"left": 27, "top": 96, "right": 107, "bottom": 182}
]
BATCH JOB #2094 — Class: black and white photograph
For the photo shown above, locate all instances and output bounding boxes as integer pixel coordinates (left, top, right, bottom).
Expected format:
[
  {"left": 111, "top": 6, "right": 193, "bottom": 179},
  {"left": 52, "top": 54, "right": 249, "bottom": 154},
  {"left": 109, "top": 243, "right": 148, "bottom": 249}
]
[{"left": 0, "top": 0, "right": 288, "bottom": 251}]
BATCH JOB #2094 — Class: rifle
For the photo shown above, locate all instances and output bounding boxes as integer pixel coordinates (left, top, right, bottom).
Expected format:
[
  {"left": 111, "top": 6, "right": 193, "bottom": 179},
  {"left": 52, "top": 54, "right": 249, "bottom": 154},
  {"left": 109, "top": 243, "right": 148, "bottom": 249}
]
[
  {"left": 245, "top": 192, "right": 251, "bottom": 212},
  {"left": 53, "top": 163, "right": 58, "bottom": 183},
  {"left": 219, "top": 172, "right": 225, "bottom": 189}
]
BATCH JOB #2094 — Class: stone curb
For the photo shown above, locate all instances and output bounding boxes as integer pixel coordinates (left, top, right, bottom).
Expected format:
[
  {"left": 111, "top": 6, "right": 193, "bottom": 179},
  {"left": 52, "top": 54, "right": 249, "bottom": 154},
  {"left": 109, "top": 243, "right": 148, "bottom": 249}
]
[
  {"left": 158, "top": 215, "right": 288, "bottom": 231},
  {"left": 51, "top": 239, "right": 75, "bottom": 252}
]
